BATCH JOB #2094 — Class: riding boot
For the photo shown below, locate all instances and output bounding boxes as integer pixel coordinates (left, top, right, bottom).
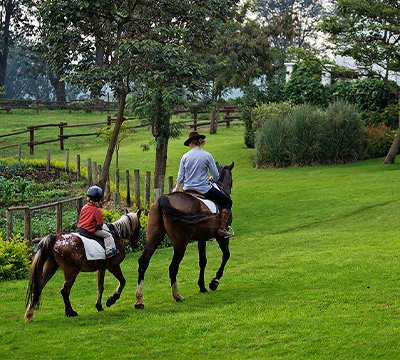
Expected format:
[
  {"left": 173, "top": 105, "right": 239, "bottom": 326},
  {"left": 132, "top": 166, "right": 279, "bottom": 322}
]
[{"left": 218, "top": 209, "right": 234, "bottom": 238}]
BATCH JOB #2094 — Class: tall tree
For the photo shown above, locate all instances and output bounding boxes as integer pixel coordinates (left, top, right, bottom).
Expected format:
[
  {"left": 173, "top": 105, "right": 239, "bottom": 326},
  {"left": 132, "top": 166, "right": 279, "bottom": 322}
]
[
  {"left": 38, "top": 0, "right": 239, "bottom": 191},
  {"left": 0, "top": 0, "right": 33, "bottom": 88},
  {"left": 254, "top": 0, "right": 326, "bottom": 64},
  {"left": 320, "top": 0, "right": 400, "bottom": 163}
]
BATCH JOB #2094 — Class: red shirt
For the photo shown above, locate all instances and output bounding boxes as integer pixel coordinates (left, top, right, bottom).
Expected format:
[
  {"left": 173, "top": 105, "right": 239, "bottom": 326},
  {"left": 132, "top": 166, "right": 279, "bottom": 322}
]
[{"left": 77, "top": 202, "right": 103, "bottom": 233}]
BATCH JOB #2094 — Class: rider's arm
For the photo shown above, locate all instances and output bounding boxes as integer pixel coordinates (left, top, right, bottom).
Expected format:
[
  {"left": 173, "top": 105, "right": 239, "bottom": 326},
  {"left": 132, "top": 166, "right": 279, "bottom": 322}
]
[{"left": 208, "top": 154, "right": 220, "bottom": 181}]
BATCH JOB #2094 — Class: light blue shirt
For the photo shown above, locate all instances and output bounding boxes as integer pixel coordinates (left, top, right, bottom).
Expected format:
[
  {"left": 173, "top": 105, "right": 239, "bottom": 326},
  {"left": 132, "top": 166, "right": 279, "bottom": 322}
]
[{"left": 177, "top": 147, "right": 220, "bottom": 194}]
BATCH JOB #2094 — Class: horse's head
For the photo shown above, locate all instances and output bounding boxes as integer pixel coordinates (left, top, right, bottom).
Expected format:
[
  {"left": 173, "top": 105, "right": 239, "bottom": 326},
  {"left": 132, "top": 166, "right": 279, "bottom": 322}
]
[
  {"left": 216, "top": 161, "right": 234, "bottom": 197},
  {"left": 112, "top": 209, "right": 142, "bottom": 249}
]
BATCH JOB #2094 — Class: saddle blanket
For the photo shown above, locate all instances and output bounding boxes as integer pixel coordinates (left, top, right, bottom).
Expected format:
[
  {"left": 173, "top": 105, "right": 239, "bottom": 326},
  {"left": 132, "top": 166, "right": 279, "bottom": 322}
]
[
  {"left": 198, "top": 198, "right": 218, "bottom": 214},
  {"left": 70, "top": 233, "right": 106, "bottom": 261}
]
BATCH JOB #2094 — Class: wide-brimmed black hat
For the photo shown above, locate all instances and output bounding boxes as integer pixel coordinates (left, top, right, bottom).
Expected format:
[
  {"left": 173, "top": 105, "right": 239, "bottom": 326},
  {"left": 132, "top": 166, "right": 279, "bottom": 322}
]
[{"left": 184, "top": 131, "right": 206, "bottom": 146}]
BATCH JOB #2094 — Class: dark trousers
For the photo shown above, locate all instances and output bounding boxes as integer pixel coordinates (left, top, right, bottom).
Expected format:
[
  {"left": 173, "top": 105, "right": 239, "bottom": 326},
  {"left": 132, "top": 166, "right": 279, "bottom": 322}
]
[{"left": 203, "top": 187, "right": 232, "bottom": 210}]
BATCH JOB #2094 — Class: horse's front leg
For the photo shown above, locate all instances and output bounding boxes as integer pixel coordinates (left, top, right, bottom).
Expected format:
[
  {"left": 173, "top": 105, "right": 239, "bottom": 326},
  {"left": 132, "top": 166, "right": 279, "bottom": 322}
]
[
  {"left": 60, "top": 268, "right": 79, "bottom": 317},
  {"left": 95, "top": 269, "right": 105, "bottom": 311},
  {"left": 170, "top": 246, "right": 186, "bottom": 302},
  {"left": 197, "top": 240, "right": 208, "bottom": 293},
  {"left": 209, "top": 237, "right": 230, "bottom": 291},
  {"left": 105, "top": 265, "right": 126, "bottom": 307}
]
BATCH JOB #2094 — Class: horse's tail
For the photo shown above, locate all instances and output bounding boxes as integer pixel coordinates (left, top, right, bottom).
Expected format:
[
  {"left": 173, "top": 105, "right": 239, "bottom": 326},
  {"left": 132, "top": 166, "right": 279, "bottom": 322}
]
[
  {"left": 26, "top": 235, "right": 58, "bottom": 310},
  {"left": 158, "top": 194, "right": 212, "bottom": 226}
]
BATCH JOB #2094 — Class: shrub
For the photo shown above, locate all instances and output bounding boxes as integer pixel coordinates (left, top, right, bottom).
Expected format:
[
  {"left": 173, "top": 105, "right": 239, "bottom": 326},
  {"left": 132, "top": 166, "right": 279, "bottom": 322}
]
[
  {"left": 364, "top": 125, "right": 393, "bottom": 159},
  {"left": 255, "top": 114, "right": 290, "bottom": 167},
  {"left": 320, "top": 101, "right": 365, "bottom": 163},
  {"left": 255, "top": 101, "right": 365, "bottom": 167},
  {"left": 287, "top": 105, "right": 324, "bottom": 165},
  {"left": 251, "top": 102, "right": 293, "bottom": 130},
  {"left": 0, "top": 234, "right": 31, "bottom": 281}
]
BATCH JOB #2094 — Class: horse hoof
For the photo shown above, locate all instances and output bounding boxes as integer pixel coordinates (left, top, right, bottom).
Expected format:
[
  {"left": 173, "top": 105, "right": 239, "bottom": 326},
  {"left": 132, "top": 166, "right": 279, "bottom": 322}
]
[
  {"left": 199, "top": 287, "right": 208, "bottom": 293},
  {"left": 106, "top": 298, "right": 114, "bottom": 307},
  {"left": 174, "top": 295, "right": 184, "bottom": 302},
  {"left": 209, "top": 278, "right": 220, "bottom": 291},
  {"left": 134, "top": 302, "right": 145, "bottom": 310},
  {"left": 96, "top": 304, "right": 104, "bottom": 312},
  {"left": 66, "top": 310, "right": 78, "bottom": 317}
]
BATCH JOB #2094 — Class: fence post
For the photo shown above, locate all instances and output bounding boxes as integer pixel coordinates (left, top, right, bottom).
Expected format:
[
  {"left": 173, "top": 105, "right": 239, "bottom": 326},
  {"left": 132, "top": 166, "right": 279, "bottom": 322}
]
[
  {"left": 168, "top": 176, "right": 174, "bottom": 193},
  {"left": 6, "top": 209, "right": 13, "bottom": 239},
  {"left": 154, "top": 188, "right": 162, "bottom": 201},
  {"left": 114, "top": 168, "right": 121, "bottom": 211},
  {"left": 18, "top": 145, "right": 21, "bottom": 163},
  {"left": 107, "top": 115, "right": 112, "bottom": 127},
  {"left": 125, "top": 170, "right": 131, "bottom": 206},
  {"left": 46, "top": 148, "right": 51, "bottom": 171},
  {"left": 28, "top": 126, "right": 34, "bottom": 155},
  {"left": 65, "top": 149, "right": 69, "bottom": 173},
  {"left": 134, "top": 169, "right": 141, "bottom": 209},
  {"left": 76, "top": 197, "right": 83, "bottom": 217},
  {"left": 76, "top": 154, "right": 81, "bottom": 180},
  {"left": 93, "top": 161, "right": 98, "bottom": 184},
  {"left": 57, "top": 202, "right": 63, "bottom": 234},
  {"left": 145, "top": 171, "right": 151, "bottom": 209},
  {"left": 24, "top": 208, "right": 31, "bottom": 242},
  {"left": 87, "top": 158, "right": 92, "bottom": 186},
  {"left": 59, "top": 122, "right": 67, "bottom": 150}
]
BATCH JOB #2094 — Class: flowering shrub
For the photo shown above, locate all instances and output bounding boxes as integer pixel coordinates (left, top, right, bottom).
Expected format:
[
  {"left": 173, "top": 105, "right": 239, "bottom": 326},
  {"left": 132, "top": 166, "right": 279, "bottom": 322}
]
[{"left": 364, "top": 124, "right": 394, "bottom": 159}]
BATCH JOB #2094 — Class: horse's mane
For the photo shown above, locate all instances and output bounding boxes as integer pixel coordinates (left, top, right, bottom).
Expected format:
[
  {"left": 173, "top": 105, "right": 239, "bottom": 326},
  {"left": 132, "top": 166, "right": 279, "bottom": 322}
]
[
  {"left": 158, "top": 193, "right": 215, "bottom": 226},
  {"left": 109, "top": 212, "right": 139, "bottom": 238}
]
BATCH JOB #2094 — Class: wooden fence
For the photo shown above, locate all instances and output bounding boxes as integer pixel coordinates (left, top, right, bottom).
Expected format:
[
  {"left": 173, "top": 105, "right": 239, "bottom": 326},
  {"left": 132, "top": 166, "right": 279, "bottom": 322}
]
[
  {"left": 4, "top": 149, "right": 176, "bottom": 241},
  {"left": 0, "top": 104, "right": 241, "bottom": 155},
  {"left": 6, "top": 196, "right": 84, "bottom": 243},
  {"left": 0, "top": 99, "right": 117, "bottom": 114}
]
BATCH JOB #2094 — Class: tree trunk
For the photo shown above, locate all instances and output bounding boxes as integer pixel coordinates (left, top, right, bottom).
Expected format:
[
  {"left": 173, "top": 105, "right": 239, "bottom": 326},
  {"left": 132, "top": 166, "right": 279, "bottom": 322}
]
[
  {"left": 99, "top": 91, "right": 126, "bottom": 190},
  {"left": 49, "top": 68, "right": 66, "bottom": 102},
  {"left": 152, "top": 90, "right": 170, "bottom": 194},
  {"left": 384, "top": 102, "right": 400, "bottom": 164},
  {"left": 0, "top": 1, "right": 13, "bottom": 87},
  {"left": 154, "top": 136, "right": 169, "bottom": 194}
]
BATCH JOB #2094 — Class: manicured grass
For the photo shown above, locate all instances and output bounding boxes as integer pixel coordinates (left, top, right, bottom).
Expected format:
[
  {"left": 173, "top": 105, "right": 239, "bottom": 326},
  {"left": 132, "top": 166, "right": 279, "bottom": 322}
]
[{"left": 1, "top": 111, "right": 400, "bottom": 359}]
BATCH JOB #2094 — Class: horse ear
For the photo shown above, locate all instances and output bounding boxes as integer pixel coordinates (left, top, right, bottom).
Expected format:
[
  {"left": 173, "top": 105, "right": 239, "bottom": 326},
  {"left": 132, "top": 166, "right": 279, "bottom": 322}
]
[
  {"left": 227, "top": 161, "right": 234, "bottom": 170},
  {"left": 137, "top": 208, "right": 142, "bottom": 218},
  {"left": 125, "top": 209, "right": 129, "bottom": 214}
]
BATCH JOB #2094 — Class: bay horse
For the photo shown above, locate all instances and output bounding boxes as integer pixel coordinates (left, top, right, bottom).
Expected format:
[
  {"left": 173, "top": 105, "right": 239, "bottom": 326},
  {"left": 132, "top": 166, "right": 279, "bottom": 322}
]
[
  {"left": 25, "top": 211, "right": 142, "bottom": 322},
  {"left": 135, "top": 162, "right": 234, "bottom": 309}
]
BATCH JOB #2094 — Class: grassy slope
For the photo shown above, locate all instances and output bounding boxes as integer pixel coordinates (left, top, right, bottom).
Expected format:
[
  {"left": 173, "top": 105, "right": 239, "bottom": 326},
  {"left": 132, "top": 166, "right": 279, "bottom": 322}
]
[{"left": 1, "top": 111, "right": 400, "bottom": 359}]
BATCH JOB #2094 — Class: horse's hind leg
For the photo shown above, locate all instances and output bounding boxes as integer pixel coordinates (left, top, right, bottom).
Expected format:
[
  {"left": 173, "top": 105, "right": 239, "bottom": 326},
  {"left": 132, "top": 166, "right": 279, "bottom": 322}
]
[
  {"left": 25, "top": 258, "right": 58, "bottom": 322},
  {"left": 95, "top": 269, "right": 105, "bottom": 312},
  {"left": 60, "top": 268, "right": 79, "bottom": 317},
  {"left": 170, "top": 246, "right": 187, "bottom": 302},
  {"left": 209, "top": 237, "right": 230, "bottom": 291},
  {"left": 197, "top": 240, "right": 208, "bottom": 293},
  {"left": 105, "top": 265, "right": 125, "bottom": 307}
]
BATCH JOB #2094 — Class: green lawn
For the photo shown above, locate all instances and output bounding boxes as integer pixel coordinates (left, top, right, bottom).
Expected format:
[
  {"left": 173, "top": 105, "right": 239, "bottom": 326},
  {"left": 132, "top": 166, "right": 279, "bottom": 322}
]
[{"left": 1, "top": 111, "right": 400, "bottom": 359}]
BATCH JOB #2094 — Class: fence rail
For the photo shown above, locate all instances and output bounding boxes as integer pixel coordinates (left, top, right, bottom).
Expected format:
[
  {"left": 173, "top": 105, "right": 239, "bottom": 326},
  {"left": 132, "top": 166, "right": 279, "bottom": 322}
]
[
  {"left": 0, "top": 105, "right": 241, "bottom": 155},
  {"left": 0, "top": 99, "right": 118, "bottom": 114},
  {"left": 6, "top": 196, "right": 84, "bottom": 242}
]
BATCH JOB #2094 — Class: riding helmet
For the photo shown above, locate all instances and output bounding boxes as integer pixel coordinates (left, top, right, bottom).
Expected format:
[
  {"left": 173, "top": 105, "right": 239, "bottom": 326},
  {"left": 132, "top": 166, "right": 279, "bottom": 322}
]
[{"left": 86, "top": 185, "right": 103, "bottom": 202}]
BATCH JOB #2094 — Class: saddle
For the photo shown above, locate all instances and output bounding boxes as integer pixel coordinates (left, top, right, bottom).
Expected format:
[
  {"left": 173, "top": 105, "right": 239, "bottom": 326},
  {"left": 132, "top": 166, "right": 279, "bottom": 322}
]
[
  {"left": 183, "top": 190, "right": 219, "bottom": 214},
  {"left": 75, "top": 225, "right": 115, "bottom": 249}
]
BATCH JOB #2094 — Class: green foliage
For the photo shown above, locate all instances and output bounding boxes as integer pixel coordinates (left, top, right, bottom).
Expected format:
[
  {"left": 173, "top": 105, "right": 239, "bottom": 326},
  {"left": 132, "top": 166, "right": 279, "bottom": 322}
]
[
  {"left": 284, "top": 62, "right": 330, "bottom": 107},
  {"left": 320, "top": 101, "right": 365, "bottom": 163},
  {"left": 0, "top": 234, "right": 31, "bottom": 281},
  {"left": 239, "top": 85, "right": 268, "bottom": 148},
  {"left": 255, "top": 101, "right": 365, "bottom": 167},
  {"left": 0, "top": 177, "right": 39, "bottom": 205},
  {"left": 251, "top": 101, "right": 293, "bottom": 130},
  {"left": 364, "top": 124, "right": 394, "bottom": 159},
  {"left": 330, "top": 79, "right": 400, "bottom": 127}
]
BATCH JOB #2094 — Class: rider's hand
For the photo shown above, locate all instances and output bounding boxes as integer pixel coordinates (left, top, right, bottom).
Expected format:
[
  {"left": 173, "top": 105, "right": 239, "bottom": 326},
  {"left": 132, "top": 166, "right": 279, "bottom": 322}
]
[
  {"left": 172, "top": 185, "right": 180, "bottom": 192},
  {"left": 209, "top": 176, "right": 214, "bottom": 183}
]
